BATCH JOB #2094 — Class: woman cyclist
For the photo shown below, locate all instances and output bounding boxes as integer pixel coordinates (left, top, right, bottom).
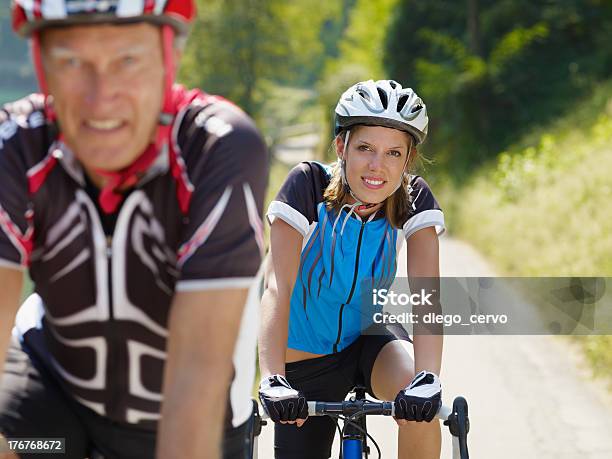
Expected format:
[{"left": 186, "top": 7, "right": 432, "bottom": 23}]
[{"left": 258, "top": 79, "right": 446, "bottom": 459}]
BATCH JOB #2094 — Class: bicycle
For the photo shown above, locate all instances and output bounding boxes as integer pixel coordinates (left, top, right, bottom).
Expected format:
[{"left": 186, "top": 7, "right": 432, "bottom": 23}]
[{"left": 248, "top": 385, "right": 470, "bottom": 459}]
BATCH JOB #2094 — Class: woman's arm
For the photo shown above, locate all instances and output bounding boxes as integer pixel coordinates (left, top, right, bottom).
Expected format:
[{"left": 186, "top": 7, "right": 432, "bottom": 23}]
[
  {"left": 258, "top": 219, "right": 303, "bottom": 378},
  {"left": 406, "top": 226, "right": 443, "bottom": 376}
]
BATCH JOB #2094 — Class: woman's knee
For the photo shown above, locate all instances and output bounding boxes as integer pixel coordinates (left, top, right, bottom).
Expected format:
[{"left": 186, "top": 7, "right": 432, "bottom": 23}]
[{"left": 370, "top": 340, "right": 415, "bottom": 400}]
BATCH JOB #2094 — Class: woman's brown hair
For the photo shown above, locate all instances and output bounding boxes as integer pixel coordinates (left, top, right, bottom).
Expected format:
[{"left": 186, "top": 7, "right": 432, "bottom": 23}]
[{"left": 323, "top": 126, "right": 419, "bottom": 228}]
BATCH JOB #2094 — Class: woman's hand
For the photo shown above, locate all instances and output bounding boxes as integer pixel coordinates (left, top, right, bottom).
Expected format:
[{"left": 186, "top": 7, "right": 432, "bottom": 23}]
[
  {"left": 259, "top": 374, "right": 309, "bottom": 427},
  {"left": 394, "top": 370, "right": 442, "bottom": 424}
]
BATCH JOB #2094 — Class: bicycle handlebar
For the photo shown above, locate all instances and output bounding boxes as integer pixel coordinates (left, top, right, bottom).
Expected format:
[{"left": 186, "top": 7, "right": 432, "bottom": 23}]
[
  {"left": 260, "top": 400, "right": 452, "bottom": 421},
  {"left": 257, "top": 398, "right": 469, "bottom": 458},
  {"left": 307, "top": 400, "right": 453, "bottom": 421}
]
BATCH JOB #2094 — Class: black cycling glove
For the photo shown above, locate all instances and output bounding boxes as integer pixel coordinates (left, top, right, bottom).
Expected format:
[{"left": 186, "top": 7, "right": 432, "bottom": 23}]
[
  {"left": 394, "top": 370, "right": 442, "bottom": 422},
  {"left": 258, "top": 374, "right": 308, "bottom": 423}
]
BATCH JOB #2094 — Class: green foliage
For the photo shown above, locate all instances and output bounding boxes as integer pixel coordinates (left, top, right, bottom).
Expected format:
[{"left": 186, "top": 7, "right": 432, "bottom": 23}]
[
  {"left": 263, "top": 159, "right": 290, "bottom": 244},
  {"left": 447, "top": 79, "right": 612, "bottom": 384},
  {"left": 0, "top": 89, "right": 31, "bottom": 106},
  {"left": 316, "top": 63, "right": 371, "bottom": 160},
  {"left": 279, "top": 0, "right": 347, "bottom": 86},
  {"left": 256, "top": 82, "right": 324, "bottom": 149},
  {"left": 581, "top": 336, "right": 612, "bottom": 385},
  {"left": 316, "top": 0, "right": 399, "bottom": 158},
  {"left": 488, "top": 23, "right": 549, "bottom": 73},
  {"left": 452, "top": 80, "right": 612, "bottom": 277},
  {"left": 328, "top": 0, "right": 399, "bottom": 79},
  {"left": 386, "top": 0, "right": 612, "bottom": 180},
  {"left": 180, "top": 0, "right": 347, "bottom": 118},
  {"left": 179, "top": 0, "right": 288, "bottom": 115}
]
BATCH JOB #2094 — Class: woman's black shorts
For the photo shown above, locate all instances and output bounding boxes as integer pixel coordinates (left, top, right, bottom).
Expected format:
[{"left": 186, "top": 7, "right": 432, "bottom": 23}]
[{"left": 274, "top": 326, "right": 412, "bottom": 459}]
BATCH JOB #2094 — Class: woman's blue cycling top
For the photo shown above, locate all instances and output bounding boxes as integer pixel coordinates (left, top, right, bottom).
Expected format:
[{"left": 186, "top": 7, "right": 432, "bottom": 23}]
[{"left": 267, "top": 161, "right": 445, "bottom": 355}]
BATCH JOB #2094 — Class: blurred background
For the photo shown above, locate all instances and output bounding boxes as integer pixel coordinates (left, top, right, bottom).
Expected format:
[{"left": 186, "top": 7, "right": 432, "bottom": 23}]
[{"left": 2, "top": 0, "right": 612, "bottom": 454}]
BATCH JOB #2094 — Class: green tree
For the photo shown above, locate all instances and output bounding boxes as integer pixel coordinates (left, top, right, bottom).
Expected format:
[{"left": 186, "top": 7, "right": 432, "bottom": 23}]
[
  {"left": 325, "top": 0, "right": 399, "bottom": 80},
  {"left": 180, "top": 0, "right": 290, "bottom": 115},
  {"left": 317, "top": 0, "right": 399, "bottom": 156},
  {"left": 180, "top": 0, "right": 349, "bottom": 117},
  {"left": 280, "top": 0, "right": 348, "bottom": 86},
  {"left": 385, "top": 0, "right": 612, "bottom": 178}
]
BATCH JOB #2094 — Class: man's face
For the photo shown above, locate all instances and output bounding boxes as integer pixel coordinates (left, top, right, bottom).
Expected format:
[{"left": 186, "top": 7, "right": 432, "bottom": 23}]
[{"left": 41, "top": 23, "right": 165, "bottom": 174}]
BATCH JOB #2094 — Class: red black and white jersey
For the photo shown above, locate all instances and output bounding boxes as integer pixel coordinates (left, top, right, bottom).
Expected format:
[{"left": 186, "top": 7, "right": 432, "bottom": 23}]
[{"left": 0, "top": 89, "right": 268, "bottom": 428}]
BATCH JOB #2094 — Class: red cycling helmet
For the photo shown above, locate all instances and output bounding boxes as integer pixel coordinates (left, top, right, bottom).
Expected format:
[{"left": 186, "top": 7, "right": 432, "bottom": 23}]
[
  {"left": 10, "top": 0, "right": 198, "bottom": 214},
  {"left": 12, "top": 0, "right": 195, "bottom": 38},
  {"left": 11, "top": 0, "right": 195, "bottom": 105}
]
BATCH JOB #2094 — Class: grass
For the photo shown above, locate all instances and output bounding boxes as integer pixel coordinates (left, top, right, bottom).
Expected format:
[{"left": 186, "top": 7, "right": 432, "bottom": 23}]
[
  {"left": 582, "top": 336, "right": 612, "bottom": 383},
  {"left": 453, "top": 81, "right": 612, "bottom": 276},
  {"left": 448, "top": 80, "right": 612, "bottom": 387}
]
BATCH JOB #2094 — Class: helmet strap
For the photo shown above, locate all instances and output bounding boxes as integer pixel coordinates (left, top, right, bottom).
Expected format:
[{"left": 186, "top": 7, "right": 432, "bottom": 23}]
[
  {"left": 31, "top": 32, "right": 57, "bottom": 123},
  {"left": 160, "top": 24, "right": 176, "bottom": 124}
]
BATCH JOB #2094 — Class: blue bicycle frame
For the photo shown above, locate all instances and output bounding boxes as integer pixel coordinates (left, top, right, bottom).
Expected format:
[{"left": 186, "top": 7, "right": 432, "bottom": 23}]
[{"left": 340, "top": 386, "right": 372, "bottom": 458}]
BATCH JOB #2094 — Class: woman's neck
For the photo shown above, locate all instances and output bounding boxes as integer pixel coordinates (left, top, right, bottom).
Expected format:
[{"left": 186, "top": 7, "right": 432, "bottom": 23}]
[{"left": 344, "top": 195, "right": 383, "bottom": 218}]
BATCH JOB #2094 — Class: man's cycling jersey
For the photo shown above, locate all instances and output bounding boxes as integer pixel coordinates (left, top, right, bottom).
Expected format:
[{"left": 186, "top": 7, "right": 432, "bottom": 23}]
[
  {"left": 267, "top": 161, "right": 444, "bottom": 355},
  {"left": 0, "top": 88, "right": 267, "bottom": 428}
]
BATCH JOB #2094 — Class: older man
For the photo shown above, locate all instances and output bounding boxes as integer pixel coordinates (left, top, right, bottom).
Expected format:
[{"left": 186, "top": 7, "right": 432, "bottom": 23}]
[{"left": 0, "top": 1, "right": 267, "bottom": 458}]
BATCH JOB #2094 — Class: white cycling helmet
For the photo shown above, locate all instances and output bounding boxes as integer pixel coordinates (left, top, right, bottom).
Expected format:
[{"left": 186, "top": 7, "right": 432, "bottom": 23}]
[{"left": 334, "top": 79, "right": 428, "bottom": 145}]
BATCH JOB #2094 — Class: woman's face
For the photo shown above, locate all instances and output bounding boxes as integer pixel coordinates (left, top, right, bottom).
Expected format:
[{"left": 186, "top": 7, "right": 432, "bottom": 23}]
[{"left": 336, "top": 125, "right": 413, "bottom": 213}]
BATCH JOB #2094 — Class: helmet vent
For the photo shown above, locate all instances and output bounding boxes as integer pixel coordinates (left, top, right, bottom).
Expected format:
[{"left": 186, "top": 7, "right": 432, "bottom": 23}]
[
  {"left": 411, "top": 103, "right": 423, "bottom": 113},
  {"left": 376, "top": 87, "right": 389, "bottom": 109},
  {"left": 389, "top": 81, "right": 397, "bottom": 89},
  {"left": 357, "top": 89, "right": 370, "bottom": 102},
  {"left": 397, "top": 94, "right": 409, "bottom": 112}
]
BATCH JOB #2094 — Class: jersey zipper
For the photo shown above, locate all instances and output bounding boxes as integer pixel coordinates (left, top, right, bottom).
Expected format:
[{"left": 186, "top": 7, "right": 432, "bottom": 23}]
[
  {"left": 106, "top": 236, "right": 114, "bottom": 320},
  {"left": 105, "top": 234, "right": 121, "bottom": 419},
  {"left": 333, "top": 220, "right": 365, "bottom": 353},
  {"left": 81, "top": 191, "right": 120, "bottom": 420}
]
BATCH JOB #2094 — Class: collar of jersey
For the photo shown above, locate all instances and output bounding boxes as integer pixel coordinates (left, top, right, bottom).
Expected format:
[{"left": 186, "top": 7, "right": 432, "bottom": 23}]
[
  {"left": 319, "top": 163, "right": 388, "bottom": 225},
  {"left": 48, "top": 138, "right": 171, "bottom": 189},
  {"left": 338, "top": 205, "right": 387, "bottom": 224},
  {"left": 327, "top": 205, "right": 389, "bottom": 234}
]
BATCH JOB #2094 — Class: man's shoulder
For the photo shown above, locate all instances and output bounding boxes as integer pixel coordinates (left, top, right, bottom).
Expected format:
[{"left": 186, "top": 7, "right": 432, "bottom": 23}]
[
  {"left": 176, "top": 94, "right": 266, "bottom": 173},
  {"left": 178, "top": 94, "right": 261, "bottom": 148}
]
